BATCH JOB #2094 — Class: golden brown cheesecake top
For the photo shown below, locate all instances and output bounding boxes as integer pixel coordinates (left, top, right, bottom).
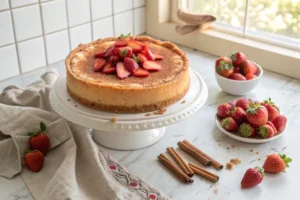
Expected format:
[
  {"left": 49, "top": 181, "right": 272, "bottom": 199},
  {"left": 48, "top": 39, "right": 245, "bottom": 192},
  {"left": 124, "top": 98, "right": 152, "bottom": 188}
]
[{"left": 66, "top": 36, "right": 189, "bottom": 88}]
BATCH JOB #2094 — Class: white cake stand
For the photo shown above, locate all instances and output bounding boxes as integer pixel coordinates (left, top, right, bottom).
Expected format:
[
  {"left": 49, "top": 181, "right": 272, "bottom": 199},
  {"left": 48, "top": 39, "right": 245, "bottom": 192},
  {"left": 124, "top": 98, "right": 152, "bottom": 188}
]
[{"left": 49, "top": 69, "right": 208, "bottom": 150}]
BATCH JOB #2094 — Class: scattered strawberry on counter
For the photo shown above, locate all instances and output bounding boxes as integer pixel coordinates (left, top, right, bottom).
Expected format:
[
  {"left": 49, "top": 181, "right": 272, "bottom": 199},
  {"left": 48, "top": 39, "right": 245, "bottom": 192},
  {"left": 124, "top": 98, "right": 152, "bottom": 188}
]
[
  {"left": 241, "top": 167, "right": 264, "bottom": 188},
  {"left": 94, "top": 33, "right": 163, "bottom": 79},
  {"left": 217, "top": 97, "right": 287, "bottom": 139},
  {"left": 215, "top": 52, "right": 259, "bottom": 81}
]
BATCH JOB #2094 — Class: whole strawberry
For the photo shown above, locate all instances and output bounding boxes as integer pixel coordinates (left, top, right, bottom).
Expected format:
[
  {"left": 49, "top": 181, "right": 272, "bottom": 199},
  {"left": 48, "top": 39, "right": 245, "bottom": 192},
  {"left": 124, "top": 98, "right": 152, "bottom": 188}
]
[
  {"left": 229, "top": 73, "right": 246, "bottom": 81},
  {"left": 28, "top": 122, "right": 50, "bottom": 155},
  {"left": 246, "top": 102, "right": 268, "bottom": 127},
  {"left": 24, "top": 150, "right": 45, "bottom": 172},
  {"left": 263, "top": 153, "right": 292, "bottom": 173},
  {"left": 230, "top": 107, "right": 246, "bottom": 124},
  {"left": 239, "top": 123, "right": 256, "bottom": 138},
  {"left": 231, "top": 52, "right": 246, "bottom": 68},
  {"left": 221, "top": 117, "right": 238, "bottom": 132},
  {"left": 266, "top": 121, "right": 278, "bottom": 135},
  {"left": 241, "top": 60, "right": 258, "bottom": 75},
  {"left": 215, "top": 57, "right": 234, "bottom": 78},
  {"left": 272, "top": 115, "right": 287, "bottom": 133},
  {"left": 262, "top": 98, "right": 280, "bottom": 121},
  {"left": 241, "top": 167, "right": 264, "bottom": 188},
  {"left": 217, "top": 103, "right": 232, "bottom": 119},
  {"left": 236, "top": 98, "right": 250, "bottom": 111},
  {"left": 258, "top": 125, "right": 274, "bottom": 138}
]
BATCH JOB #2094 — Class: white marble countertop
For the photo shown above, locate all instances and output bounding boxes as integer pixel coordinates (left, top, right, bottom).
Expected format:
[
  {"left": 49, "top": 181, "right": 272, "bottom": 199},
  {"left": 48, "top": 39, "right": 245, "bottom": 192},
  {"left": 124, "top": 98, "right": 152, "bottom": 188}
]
[{"left": 1, "top": 46, "right": 300, "bottom": 200}]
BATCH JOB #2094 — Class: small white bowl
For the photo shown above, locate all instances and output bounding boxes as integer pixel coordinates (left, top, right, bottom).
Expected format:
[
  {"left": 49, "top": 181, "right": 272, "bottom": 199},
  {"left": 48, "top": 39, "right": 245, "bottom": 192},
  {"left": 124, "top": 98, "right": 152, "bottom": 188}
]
[{"left": 215, "top": 61, "right": 263, "bottom": 96}]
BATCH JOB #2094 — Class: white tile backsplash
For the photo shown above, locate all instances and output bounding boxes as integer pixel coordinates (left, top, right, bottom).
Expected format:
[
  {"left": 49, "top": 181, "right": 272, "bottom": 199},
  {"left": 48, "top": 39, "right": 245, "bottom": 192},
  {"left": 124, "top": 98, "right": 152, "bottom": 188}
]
[
  {"left": 12, "top": 5, "right": 43, "bottom": 41},
  {"left": 41, "top": 0, "right": 68, "bottom": 34},
  {"left": 0, "top": 11, "right": 14, "bottom": 46},
  {"left": 0, "top": 0, "right": 146, "bottom": 80},
  {"left": 18, "top": 37, "right": 46, "bottom": 73},
  {"left": 0, "top": 45, "right": 20, "bottom": 80}
]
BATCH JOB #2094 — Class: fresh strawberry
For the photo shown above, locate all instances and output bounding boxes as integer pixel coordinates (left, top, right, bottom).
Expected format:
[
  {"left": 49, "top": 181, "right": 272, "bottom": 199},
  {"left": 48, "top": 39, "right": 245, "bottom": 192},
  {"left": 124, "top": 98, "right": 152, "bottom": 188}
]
[
  {"left": 272, "top": 115, "right": 287, "bottom": 133},
  {"left": 93, "top": 58, "right": 107, "bottom": 72},
  {"left": 143, "top": 61, "right": 162, "bottom": 71},
  {"left": 217, "top": 103, "right": 232, "bottom": 118},
  {"left": 133, "top": 67, "right": 149, "bottom": 77},
  {"left": 258, "top": 124, "right": 274, "bottom": 138},
  {"left": 233, "top": 67, "right": 241, "bottom": 73},
  {"left": 246, "top": 102, "right": 268, "bottom": 127},
  {"left": 104, "top": 45, "right": 115, "bottom": 57},
  {"left": 103, "top": 63, "right": 116, "bottom": 74},
  {"left": 266, "top": 121, "right": 278, "bottom": 135},
  {"left": 230, "top": 107, "right": 246, "bottom": 124},
  {"left": 245, "top": 73, "right": 257, "bottom": 80},
  {"left": 137, "top": 53, "right": 148, "bottom": 63},
  {"left": 127, "top": 40, "right": 143, "bottom": 53},
  {"left": 153, "top": 53, "right": 163, "bottom": 60},
  {"left": 114, "top": 39, "right": 128, "bottom": 47},
  {"left": 116, "top": 62, "right": 131, "bottom": 79},
  {"left": 94, "top": 50, "right": 106, "bottom": 58},
  {"left": 113, "top": 47, "right": 133, "bottom": 59},
  {"left": 242, "top": 60, "right": 258, "bottom": 75},
  {"left": 262, "top": 98, "right": 280, "bottom": 121},
  {"left": 239, "top": 123, "right": 257, "bottom": 137},
  {"left": 215, "top": 57, "right": 234, "bottom": 78},
  {"left": 229, "top": 73, "right": 246, "bottom": 81},
  {"left": 236, "top": 98, "right": 250, "bottom": 111},
  {"left": 124, "top": 57, "right": 139, "bottom": 73},
  {"left": 220, "top": 117, "right": 238, "bottom": 132},
  {"left": 228, "top": 100, "right": 237, "bottom": 108},
  {"left": 231, "top": 52, "right": 246, "bottom": 68},
  {"left": 28, "top": 122, "right": 50, "bottom": 155},
  {"left": 24, "top": 150, "right": 45, "bottom": 172},
  {"left": 141, "top": 46, "right": 155, "bottom": 60},
  {"left": 263, "top": 153, "right": 292, "bottom": 173},
  {"left": 109, "top": 55, "right": 119, "bottom": 66},
  {"left": 241, "top": 167, "right": 264, "bottom": 188}
]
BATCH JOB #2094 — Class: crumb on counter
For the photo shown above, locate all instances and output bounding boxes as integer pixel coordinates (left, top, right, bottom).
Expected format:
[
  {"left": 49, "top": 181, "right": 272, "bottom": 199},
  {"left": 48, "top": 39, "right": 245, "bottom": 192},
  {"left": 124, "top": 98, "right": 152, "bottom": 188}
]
[
  {"left": 226, "top": 146, "right": 230, "bottom": 150},
  {"left": 145, "top": 113, "right": 151, "bottom": 117},
  {"left": 111, "top": 118, "right": 117, "bottom": 123},
  {"left": 181, "top": 100, "right": 186, "bottom": 104},
  {"left": 256, "top": 152, "right": 259, "bottom": 154},
  {"left": 250, "top": 149, "right": 254, "bottom": 152},
  {"left": 75, "top": 105, "right": 78, "bottom": 107},
  {"left": 226, "top": 162, "right": 233, "bottom": 170},
  {"left": 214, "top": 189, "right": 218, "bottom": 194},
  {"left": 230, "top": 158, "right": 241, "bottom": 165},
  {"left": 257, "top": 158, "right": 261, "bottom": 161},
  {"left": 67, "top": 99, "right": 70, "bottom": 101},
  {"left": 232, "top": 145, "right": 235, "bottom": 148}
]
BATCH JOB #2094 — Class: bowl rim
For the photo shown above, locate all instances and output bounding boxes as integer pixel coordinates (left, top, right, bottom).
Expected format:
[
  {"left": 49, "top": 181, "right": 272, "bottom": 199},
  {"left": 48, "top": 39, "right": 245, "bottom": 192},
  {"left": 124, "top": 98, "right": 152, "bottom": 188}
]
[{"left": 215, "top": 60, "right": 263, "bottom": 83}]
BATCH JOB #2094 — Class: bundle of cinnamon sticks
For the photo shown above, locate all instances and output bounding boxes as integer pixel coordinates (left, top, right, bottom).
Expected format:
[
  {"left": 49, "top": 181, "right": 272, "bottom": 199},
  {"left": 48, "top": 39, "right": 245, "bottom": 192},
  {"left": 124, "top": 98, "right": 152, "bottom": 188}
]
[{"left": 158, "top": 140, "right": 223, "bottom": 184}]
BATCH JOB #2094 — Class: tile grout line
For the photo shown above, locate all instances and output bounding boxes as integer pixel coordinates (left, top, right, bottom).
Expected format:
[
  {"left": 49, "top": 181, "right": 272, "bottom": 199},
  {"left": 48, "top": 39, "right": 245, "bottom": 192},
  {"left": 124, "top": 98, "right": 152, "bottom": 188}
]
[
  {"left": 38, "top": 0, "right": 49, "bottom": 66},
  {"left": 111, "top": 0, "right": 115, "bottom": 36},
  {"left": 88, "top": 0, "right": 94, "bottom": 40},
  {"left": 64, "top": 0, "right": 72, "bottom": 51}
]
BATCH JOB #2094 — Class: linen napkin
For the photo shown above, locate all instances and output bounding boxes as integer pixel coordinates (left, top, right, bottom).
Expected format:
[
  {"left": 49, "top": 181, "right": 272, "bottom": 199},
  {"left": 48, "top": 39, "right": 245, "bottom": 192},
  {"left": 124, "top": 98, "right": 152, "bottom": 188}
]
[{"left": 0, "top": 70, "right": 168, "bottom": 200}]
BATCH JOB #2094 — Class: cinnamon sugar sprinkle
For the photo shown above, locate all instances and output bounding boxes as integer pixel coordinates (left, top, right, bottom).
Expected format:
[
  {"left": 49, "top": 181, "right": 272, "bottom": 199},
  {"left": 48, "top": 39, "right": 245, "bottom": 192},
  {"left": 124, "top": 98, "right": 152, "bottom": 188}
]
[
  {"left": 250, "top": 149, "right": 254, "bottom": 152},
  {"left": 145, "top": 113, "right": 151, "bottom": 117},
  {"left": 230, "top": 158, "right": 241, "bottom": 165},
  {"left": 153, "top": 108, "right": 167, "bottom": 115},
  {"left": 111, "top": 118, "right": 117, "bottom": 123},
  {"left": 226, "top": 162, "right": 233, "bottom": 170}
]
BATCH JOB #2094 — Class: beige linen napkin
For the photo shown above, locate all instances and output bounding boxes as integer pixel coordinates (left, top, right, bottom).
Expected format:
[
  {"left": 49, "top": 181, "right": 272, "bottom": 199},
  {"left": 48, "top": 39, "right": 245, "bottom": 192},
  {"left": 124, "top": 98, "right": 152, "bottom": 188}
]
[{"left": 0, "top": 71, "right": 168, "bottom": 200}]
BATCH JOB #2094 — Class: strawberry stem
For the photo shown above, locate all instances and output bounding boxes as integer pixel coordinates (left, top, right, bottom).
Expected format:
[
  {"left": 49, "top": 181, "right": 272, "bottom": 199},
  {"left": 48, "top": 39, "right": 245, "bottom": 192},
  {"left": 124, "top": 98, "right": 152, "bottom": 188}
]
[
  {"left": 279, "top": 154, "right": 292, "bottom": 167},
  {"left": 255, "top": 166, "right": 264, "bottom": 176}
]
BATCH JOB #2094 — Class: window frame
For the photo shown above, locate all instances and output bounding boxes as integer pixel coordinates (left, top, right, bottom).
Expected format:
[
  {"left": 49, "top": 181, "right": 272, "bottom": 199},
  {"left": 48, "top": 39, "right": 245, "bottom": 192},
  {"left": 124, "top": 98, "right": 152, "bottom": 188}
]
[{"left": 146, "top": 0, "right": 300, "bottom": 79}]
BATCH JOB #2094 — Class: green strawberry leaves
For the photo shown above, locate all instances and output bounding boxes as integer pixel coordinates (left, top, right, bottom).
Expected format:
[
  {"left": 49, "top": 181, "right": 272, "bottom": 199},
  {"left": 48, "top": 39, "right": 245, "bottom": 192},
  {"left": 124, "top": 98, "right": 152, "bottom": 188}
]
[
  {"left": 120, "top": 49, "right": 128, "bottom": 57},
  {"left": 132, "top": 54, "right": 141, "bottom": 63},
  {"left": 28, "top": 122, "right": 47, "bottom": 136},
  {"left": 40, "top": 122, "right": 46, "bottom": 132},
  {"left": 119, "top": 33, "right": 131, "bottom": 39},
  {"left": 279, "top": 154, "right": 292, "bottom": 167},
  {"left": 217, "top": 60, "right": 234, "bottom": 72},
  {"left": 255, "top": 166, "right": 264, "bottom": 176},
  {"left": 246, "top": 102, "right": 262, "bottom": 114},
  {"left": 263, "top": 97, "right": 280, "bottom": 112}
]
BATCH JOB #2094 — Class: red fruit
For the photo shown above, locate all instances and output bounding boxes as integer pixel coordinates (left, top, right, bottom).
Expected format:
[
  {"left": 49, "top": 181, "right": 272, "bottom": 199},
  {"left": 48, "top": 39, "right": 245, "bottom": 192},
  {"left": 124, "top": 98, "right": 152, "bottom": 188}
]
[
  {"left": 143, "top": 61, "right": 162, "bottom": 71},
  {"left": 217, "top": 103, "right": 232, "bottom": 119},
  {"left": 124, "top": 57, "right": 139, "bottom": 73},
  {"left": 215, "top": 57, "right": 234, "bottom": 78},
  {"left": 103, "top": 63, "right": 116, "bottom": 74},
  {"left": 133, "top": 67, "right": 149, "bottom": 77},
  {"left": 153, "top": 53, "right": 163, "bottom": 60},
  {"left": 230, "top": 107, "right": 246, "bottom": 124},
  {"left": 141, "top": 46, "right": 155, "bottom": 60},
  {"left": 246, "top": 73, "right": 257, "bottom": 80},
  {"left": 246, "top": 102, "right": 268, "bottom": 127},
  {"left": 114, "top": 39, "right": 128, "bottom": 47},
  {"left": 272, "top": 115, "right": 287, "bottom": 133},
  {"left": 104, "top": 45, "right": 115, "bottom": 57},
  {"left": 239, "top": 123, "right": 257, "bottom": 137},
  {"left": 94, "top": 50, "right": 106, "bottom": 58},
  {"left": 233, "top": 67, "right": 240, "bottom": 73},
  {"left": 236, "top": 98, "right": 250, "bottom": 111},
  {"left": 258, "top": 125, "right": 274, "bottom": 138},
  {"left": 220, "top": 117, "right": 238, "bottom": 132},
  {"left": 215, "top": 57, "right": 231, "bottom": 70},
  {"left": 266, "top": 121, "right": 278, "bottom": 135},
  {"left": 229, "top": 73, "right": 246, "bottom": 81},
  {"left": 262, "top": 97, "right": 280, "bottom": 121},
  {"left": 29, "top": 133, "right": 50, "bottom": 155},
  {"left": 241, "top": 167, "right": 264, "bottom": 188},
  {"left": 113, "top": 47, "right": 133, "bottom": 59},
  {"left": 231, "top": 52, "right": 247, "bottom": 68},
  {"left": 109, "top": 55, "right": 119, "bottom": 66},
  {"left": 137, "top": 53, "right": 148, "bottom": 63},
  {"left": 24, "top": 150, "right": 45, "bottom": 172},
  {"left": 242, "top": 60, "right": 258, "bottom": 75},
  {"left": 116, "top": 62, "right": 131, "bottom": 79},
  {"left": 263, "top": 153, "right": 292, "bottom": 173},
  {"left": 93, "top": 58, "right": 106, "bottom": 72},
  {"left": 127, "top": 40, "right": 144, "bottom": 53}
]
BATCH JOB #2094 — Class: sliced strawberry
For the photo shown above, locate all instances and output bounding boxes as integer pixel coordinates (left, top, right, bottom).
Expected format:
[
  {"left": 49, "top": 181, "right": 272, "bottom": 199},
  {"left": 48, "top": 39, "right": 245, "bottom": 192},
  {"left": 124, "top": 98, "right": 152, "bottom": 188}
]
[
  {"left": 93, "top": 58, "right": 106, "bottom": 72},
  {"left": 109, "top": 55, "right": 119, "bottom": 65},
  {"left": 114, "top": 39, "right": 128, "bottom": 47},
  {"left": 153, "top": 53, "right": 163, "bottom": 60},
  {"left": 133, "top": 67, "right": 149, "bottom": 77},
  {"left": 104, "top": 45, "right": 115, "bottom": 57},
  {"left": 94, "top": 50, "right": 106, "bottom": 58},
  {"left": 116, "top": 62, "right": 131, "bottom": 79},
  {"left": 127, "top": 40, "right": 143, "bottom": 53},
  {"left": 113, "top": 47, "right": 133, "bottom": 59},
  {"left": 124, "top": 57, "right": 139, "bottom": 73},
  {"left": 137, "top": 53, "right": 148, "bottom": 63},
  {"left": 143, "top": 61, "right": 161, "bottom": 71},
  {"left": 141, "top": 46, "right": 155, "bottom": 60},
  {"left": 103, "top": 63, "right": 116, "bottom": 74}
]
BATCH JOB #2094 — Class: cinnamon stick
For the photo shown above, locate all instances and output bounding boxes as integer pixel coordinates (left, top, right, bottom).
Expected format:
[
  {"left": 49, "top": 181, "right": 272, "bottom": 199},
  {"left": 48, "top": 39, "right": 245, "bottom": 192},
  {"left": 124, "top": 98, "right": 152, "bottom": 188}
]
[
  {"left": 158, "top": 154, "right": 194, "bottom": 184},
  {"left": 188, "top": 163, "right": 219, "bottom": 183},
  {"left": 167, "top": 147, "right": 194, "bottom": 177},
  {"left": 183, "top": 140, "right": 223, "bottom": 170},
  {"left": 177, "top": 141, "right": 211, "bottom": 166}
]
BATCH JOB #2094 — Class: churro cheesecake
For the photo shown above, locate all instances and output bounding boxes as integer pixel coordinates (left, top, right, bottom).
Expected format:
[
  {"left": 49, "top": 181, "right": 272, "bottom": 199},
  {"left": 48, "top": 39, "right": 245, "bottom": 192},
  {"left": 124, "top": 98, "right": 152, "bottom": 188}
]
[{"left": 66, "top": 35, "right": 190, "bottom": 113}]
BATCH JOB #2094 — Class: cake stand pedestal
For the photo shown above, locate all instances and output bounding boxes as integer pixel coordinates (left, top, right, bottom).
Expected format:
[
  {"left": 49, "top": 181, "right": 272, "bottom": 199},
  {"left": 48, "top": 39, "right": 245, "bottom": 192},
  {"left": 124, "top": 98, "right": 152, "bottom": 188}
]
[{"left": 49, "top": 69, "right": 208, "bottom": 150}]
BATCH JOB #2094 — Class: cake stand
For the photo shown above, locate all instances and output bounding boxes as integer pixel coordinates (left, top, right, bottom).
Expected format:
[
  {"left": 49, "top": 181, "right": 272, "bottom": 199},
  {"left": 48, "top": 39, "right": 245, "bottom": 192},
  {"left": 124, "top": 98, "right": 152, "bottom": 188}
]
[{"left": 49, "top": 69, "right": 208, "bottom": 150}]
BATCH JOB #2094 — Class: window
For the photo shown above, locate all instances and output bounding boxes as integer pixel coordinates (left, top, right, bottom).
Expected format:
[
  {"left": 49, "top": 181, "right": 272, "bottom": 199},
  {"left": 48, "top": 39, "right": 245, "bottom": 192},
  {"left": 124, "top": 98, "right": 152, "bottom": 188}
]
[{"left": 187, "top": 0, "right": 300, "bottom": 51}]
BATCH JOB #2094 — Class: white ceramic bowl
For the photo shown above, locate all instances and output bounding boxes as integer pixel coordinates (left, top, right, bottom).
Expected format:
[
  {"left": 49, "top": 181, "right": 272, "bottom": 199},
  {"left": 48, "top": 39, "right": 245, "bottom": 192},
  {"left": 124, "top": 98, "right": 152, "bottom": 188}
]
[{"left": 215, "top": 61, "right": 263, "bottom": 96}]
